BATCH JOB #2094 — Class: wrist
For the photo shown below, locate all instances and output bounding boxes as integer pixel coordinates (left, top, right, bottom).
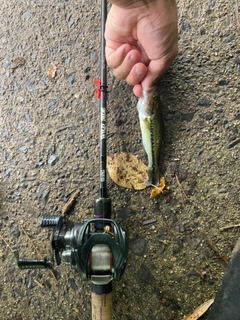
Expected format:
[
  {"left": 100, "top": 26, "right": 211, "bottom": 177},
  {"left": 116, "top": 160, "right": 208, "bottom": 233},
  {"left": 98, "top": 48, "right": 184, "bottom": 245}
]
[
  {"left": 109, "top": 0, "right": 157, "bottom": 9},
  {"left": 108, "top": 0, "right": 174, "bottom": 9}
]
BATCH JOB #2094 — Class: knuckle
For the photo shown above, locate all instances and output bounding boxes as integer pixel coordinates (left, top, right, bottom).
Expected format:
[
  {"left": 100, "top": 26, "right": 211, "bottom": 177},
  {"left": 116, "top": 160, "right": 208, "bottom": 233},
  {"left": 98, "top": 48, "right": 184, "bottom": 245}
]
[{"left": 113, "top": 70, "right": 125, "bottom": 80}]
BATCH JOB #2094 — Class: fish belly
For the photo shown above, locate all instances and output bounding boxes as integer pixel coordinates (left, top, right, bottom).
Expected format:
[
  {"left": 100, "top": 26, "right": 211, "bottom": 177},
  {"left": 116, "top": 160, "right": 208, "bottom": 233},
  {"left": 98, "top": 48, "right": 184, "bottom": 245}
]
[{"left": 138, "top": 112, "right": 160, "bottom": 186}]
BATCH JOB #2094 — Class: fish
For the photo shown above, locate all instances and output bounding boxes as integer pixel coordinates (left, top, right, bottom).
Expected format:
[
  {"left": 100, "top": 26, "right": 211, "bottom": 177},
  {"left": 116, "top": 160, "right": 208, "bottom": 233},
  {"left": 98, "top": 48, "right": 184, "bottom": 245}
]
[{"left": 136, "top": 86, "right": 163, "bottom": 186}]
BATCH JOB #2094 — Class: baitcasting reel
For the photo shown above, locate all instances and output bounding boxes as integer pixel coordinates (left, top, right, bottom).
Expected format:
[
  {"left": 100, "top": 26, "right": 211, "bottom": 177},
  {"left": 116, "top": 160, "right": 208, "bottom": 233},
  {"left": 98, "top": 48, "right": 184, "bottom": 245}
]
[{"left": 18, "top": 199, "right": 128, "bottom": 286}]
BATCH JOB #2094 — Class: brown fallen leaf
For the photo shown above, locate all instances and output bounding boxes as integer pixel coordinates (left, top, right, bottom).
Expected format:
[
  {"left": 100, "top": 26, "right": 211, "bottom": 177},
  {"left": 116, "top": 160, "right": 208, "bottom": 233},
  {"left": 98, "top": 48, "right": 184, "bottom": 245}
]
[
  {"left": 11, "top": 57, "right": 26, "bottom": 70},
  {"left": 182, "top": 298, "right": 214, "bottom": 320},
  {"left": 47, "top": 63, "right": 57, "bottom": 79},
  {"left": 107, "top": 152, "right": 147, "bottom": 190}
]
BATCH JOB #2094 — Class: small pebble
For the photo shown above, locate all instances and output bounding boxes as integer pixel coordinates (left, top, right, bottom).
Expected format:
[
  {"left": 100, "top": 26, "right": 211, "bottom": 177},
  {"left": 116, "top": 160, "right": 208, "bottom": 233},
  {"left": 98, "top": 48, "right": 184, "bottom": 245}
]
[
  {"left": 48, "top": 154, "right": 59, "bottom": 166},
  {"left": 35, "top": 161, "right": 44, "bottom": 168},
  {"left": 222, "top": 35, "right": 235, "bottom": 43},
  {"left": 208, "top": 0, "right": 216, "bottom": 7},
  {"left": 4, "top": 60, "right": 11, "bottom": 68},
  {"left": 68, "top": 278, "right": 78, "bottom": 291},
  {"left": 5, "top": 169, "right": 12, "bottom": 177},
  {"left": 197, "top": 96, "right": 212, "bottom": 107},
  {"left": 65, "top": 58, "right": 70, "bottom": 65},
  {"left": 235, "top": 112, "right": 240, "bottom": 120},
  {"left": 204, "top": 113, "right": 213, "bottom": 121},
  {"left": 25, "top": 79, "right": 36, "bottom": 92},
  {"left": 36, "top": 184, "right": 50, "bottom": 205},
  {"left": 129, "top": 238, "right": 146, "bottom": 256},
  {"left": 25, "top": 114, "right": 32, "bottom": 122},
  {"left": 10, "top": 224, "right": 20, "bottom": 238},
  {"left": 27, "top": 277, "right": 36, "bottom": 289},
  {"left": 218, "top": 79, "right": 229, "bottom": 86},
  {"left": 179, "top": 18, "right": 191, "bottom": 32},
  {"left": 22, "top": 10, "right": 32, "bottom": 21},
  {"left": 13, "top": 191, "right": 21, "bottom": 196},
  {"left": 18, "top": 146, "right": 28, "bottom": 154},
  {"left": 179, "top": 224, "right": 185, "bottom": 233},
  {"left": 2, "top": 131, "right": 8, "bottom": 137},
  {"left": 3, "top": 150, "right": 9, "bottom": 160},
  {"left": 68, "top": 75, "right": 76, "bottom": 85},
  {"left": 48, "top": 101, "right": 58, "bottom": 111},
  {"left": 67, "top": 15, "right": 74, "bottom": 28}
]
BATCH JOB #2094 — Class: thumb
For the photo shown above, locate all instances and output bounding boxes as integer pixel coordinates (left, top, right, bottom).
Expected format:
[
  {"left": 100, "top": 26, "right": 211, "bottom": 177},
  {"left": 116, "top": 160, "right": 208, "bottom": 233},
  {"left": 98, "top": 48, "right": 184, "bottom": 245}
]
[{"left": 141, "top": 59, "right": 169, "bottom": 89}]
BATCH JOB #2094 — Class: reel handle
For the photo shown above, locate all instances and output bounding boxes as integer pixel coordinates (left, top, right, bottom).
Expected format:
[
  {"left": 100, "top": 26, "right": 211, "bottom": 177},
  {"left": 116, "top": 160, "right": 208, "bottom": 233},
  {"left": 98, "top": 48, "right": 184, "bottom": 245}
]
[{"left": 18, "top": 258, "right": 52, "bottom": 269}]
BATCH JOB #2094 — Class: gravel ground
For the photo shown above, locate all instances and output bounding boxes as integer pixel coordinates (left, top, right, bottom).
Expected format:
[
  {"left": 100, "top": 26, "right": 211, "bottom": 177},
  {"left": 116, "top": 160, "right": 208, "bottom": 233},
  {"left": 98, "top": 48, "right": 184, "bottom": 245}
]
[{"left": 0, "top": 1, "right": 239, "bottom": 319}]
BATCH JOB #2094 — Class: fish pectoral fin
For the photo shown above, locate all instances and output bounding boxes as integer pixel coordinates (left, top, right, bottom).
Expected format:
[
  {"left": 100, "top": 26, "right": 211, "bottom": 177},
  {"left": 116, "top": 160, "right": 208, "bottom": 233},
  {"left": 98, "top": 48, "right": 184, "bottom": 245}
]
[{"left": 143, "top": 117, "right": 150, "bottom": 130}]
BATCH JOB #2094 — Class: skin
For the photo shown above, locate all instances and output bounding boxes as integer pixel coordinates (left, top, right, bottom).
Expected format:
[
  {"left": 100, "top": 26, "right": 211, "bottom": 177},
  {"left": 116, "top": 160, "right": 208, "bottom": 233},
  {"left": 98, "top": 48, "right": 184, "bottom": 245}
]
[{"left": 105, "top": 0, "right": 178, "bottom": 97}]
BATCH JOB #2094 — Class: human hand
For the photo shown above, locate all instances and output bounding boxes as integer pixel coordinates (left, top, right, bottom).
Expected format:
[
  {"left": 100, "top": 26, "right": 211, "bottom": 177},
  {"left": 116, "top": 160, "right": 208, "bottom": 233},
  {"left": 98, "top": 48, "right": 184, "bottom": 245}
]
[{"left": 105, "top": 0, "right": 178, "bottom": 97}]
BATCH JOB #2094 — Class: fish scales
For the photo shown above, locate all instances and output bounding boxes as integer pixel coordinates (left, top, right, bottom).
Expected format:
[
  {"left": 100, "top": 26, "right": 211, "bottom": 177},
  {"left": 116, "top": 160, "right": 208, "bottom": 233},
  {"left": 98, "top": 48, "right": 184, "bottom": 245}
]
[{"left": 137, "top": 86, "right": 163, "bottom": 186}]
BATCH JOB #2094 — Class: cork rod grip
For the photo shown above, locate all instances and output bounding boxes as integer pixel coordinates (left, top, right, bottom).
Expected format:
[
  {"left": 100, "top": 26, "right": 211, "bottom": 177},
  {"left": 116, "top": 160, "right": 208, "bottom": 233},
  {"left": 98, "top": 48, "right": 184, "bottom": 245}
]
[{"left": 92, "top": 292, "right": 112, "bottom": 320}]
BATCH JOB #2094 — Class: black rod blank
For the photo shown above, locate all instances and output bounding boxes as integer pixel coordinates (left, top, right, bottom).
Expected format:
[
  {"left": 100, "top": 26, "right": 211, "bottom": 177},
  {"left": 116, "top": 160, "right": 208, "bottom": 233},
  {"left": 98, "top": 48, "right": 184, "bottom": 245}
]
[{"left": 99, "top": 0, "right": 108, "bottom": 198}]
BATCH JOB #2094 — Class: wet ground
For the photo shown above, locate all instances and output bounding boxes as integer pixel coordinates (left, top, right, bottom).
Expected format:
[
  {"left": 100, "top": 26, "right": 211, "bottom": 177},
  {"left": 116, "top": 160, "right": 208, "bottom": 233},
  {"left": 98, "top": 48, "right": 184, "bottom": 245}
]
[{"left": 0, "top": 0, "right": 239, "bottom": 319}]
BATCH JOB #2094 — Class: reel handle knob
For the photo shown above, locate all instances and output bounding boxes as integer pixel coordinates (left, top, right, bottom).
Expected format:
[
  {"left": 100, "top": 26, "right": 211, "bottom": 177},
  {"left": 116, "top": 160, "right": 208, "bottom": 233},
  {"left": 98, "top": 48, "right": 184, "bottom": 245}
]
[
  {"left": 40, "top": 216, "right": 64, "bottom": 228},
  {"left": 18, "top": 258, "right": 52, "bottom": 269}
]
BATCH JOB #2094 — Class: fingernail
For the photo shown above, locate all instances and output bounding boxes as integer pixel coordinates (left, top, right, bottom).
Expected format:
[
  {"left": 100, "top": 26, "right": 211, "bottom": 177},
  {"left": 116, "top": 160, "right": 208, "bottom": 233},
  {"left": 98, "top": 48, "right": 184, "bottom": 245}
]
[
  {"left": 135, "top": 67, "right": 144, "bottom": 78},
  {"left": 130, "top": 54, "right": 137, "bottom": 62}
]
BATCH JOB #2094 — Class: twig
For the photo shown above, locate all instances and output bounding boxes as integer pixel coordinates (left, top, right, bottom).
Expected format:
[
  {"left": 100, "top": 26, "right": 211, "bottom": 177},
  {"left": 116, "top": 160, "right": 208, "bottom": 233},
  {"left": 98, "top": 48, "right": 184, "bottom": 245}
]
[
  {"left": 20, "top": 225, "right": 58, "bottom": 283},
  {"left": 189, "top": 278, "right": 202, "bottom": 288},
  {"left": 228, "top": 137, "right": 240, "bottom": 149},
  {"left": 220, "top": 224, "right": 240, "bottom": 231},
  {"left": 142, "top": 218, "right": 157, "bottom": 226},
  {"left": 150, "top": 184, "right": 163, "bottom": 192},
  {"left": 62, "top": 188, "right": 80, "bottom": 215},
  {"left": 54, "top": 124, "right": 77, "bottom": 136},
  {"left": 201, "top": 232, "right": 229, "bottom": 264},
  {"left": 20, "top": 225, "right": 42, "bottom": 257},
  {"left": 0, "top": 234, "right": 14, "bottom": 253},
  {"left": 175, "top": 174, "right": 188, "bottom": 201},
  {"left": 34, "top": 278, "right": 45, "bottom": 289}
]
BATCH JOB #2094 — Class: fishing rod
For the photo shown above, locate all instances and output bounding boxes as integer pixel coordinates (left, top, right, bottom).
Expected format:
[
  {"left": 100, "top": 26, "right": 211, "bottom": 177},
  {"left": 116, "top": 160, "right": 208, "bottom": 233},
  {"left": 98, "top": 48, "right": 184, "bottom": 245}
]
[{"left": 17, "top": 0, "right": 128, "bottom": 318}]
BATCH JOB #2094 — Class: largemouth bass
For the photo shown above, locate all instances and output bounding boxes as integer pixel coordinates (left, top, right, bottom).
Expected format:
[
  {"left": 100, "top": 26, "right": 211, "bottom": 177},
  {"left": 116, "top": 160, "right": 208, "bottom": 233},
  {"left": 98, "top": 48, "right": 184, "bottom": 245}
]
[{"left": 137, "top": 86, "right": 163, "bottom": 186}]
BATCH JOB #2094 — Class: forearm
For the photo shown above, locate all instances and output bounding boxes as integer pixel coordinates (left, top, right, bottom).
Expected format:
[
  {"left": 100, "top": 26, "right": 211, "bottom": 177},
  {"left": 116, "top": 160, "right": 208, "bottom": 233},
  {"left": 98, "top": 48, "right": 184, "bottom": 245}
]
[{"left": 108, "top": 0, "right": 176, "bottom": 10}]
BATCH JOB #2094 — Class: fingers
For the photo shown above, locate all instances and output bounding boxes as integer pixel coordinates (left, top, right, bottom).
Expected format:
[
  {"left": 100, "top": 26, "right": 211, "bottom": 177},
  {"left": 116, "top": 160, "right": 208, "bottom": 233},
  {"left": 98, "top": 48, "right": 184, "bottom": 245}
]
[
  {"left": 125, "top": 63, "right": 147, "bottom": 86},
  {"left": 106, "top": 44, "right": 148, "bottom": 86},
  {"left": 141, "top": 48, "right": 178, "bottom": 89},
  {"left": 113, "top": 50, "right": 141, "bottom": 80},
  {"left": 106, "top": 44, "right": 132, "bottom": 69},
  {"left": 133, "top": 84, "right": 143, "bottom": 97},
  {"left": 106, "top": 45, "right": 177, "bottom": 97},
  {"left": 133, "top": 58, "right": 174, "bottom": 97},
  {"left": 140, "top": 60, "right": 166, "bottom": 89}
]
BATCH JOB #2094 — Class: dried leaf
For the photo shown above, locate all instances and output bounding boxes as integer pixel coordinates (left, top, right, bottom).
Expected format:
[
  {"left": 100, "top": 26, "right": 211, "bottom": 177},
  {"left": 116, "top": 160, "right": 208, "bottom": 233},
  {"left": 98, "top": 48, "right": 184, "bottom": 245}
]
[
  {"left": 150, "top": 177, "right": 166, "bottom": 199},
  {"left": 47, "top": 63, "right": 57, "bottom": 78},
  {"left": 182, "top": 298, "right": 214, "bottom": 320},
  {"left": 107, "top": 153, "right": 147, "bottom": 190},
  {"left": 11, "top": 57, "right": 26, "bottom": 70}
]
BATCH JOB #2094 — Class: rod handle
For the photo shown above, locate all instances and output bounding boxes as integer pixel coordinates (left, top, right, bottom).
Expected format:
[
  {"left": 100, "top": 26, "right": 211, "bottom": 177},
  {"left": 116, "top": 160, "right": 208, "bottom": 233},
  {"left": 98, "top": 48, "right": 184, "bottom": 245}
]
[{"left": 92, "top": 291, "right": 112, "bottom": 320}]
